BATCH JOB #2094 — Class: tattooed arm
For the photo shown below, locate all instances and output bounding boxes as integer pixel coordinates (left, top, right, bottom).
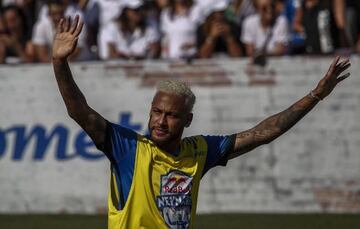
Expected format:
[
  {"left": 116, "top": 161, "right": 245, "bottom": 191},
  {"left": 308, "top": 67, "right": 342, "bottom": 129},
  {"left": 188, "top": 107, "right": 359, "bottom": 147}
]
[
  {"left": 228, "top": 57, "right": 351, "bottom": 159},
  {"left": 52, "top": 16, "right": 107, "bottom": 149}
]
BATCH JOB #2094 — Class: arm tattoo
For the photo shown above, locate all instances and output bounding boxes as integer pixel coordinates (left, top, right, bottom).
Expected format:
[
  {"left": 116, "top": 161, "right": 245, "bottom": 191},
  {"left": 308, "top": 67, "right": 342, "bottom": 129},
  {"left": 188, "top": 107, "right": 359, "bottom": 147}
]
[
  {"left": 53, "top": 59, "right": 87, "bottom": 112},
  {"left": 230, "top": 94, "right": 319, "bottom": 159},
  {"left": 53, "top": 59, "right": 106, "bottom": 148}
]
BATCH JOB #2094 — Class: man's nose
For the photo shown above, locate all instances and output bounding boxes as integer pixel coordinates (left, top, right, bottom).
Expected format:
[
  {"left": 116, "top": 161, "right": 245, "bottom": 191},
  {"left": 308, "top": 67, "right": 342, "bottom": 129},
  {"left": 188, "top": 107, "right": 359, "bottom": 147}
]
[{"left": 158, "top": 114, "right": 167, "bottom": 126}]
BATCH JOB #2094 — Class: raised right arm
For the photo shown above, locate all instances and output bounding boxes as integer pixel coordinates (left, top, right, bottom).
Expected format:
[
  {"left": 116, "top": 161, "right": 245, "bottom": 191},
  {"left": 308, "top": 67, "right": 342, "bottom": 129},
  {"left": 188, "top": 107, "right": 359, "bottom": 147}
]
[{"left": 52, "top": 16, "right": 107, "bottom": 149}]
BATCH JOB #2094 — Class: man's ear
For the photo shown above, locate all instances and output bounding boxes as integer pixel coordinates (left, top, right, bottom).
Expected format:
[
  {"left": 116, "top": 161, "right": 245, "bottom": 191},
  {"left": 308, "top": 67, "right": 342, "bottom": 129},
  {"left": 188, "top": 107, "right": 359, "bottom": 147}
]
[{"left": 185, "top": 113, "right": 193, "bottom": 128}]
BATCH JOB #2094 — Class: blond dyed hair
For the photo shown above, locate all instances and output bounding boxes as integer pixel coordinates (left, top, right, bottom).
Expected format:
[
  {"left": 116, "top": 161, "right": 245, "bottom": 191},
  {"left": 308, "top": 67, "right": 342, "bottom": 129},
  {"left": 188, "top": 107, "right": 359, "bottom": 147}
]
[{"left": 156, "top": 80, "right": 196, "bottom": 112}]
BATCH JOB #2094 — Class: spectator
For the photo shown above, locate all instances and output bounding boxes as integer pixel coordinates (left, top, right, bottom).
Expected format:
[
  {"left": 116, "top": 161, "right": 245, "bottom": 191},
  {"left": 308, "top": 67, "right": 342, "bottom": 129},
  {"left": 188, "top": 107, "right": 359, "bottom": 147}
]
[
  {"left": 1, "top": 0, "right": 37, "bottom": 37},
  {"left": 98, "top": 0, "right": 160, "bottom": 60},
  {"left": 0, "top": 12, "right": 6, "bottom": 62},
  {"left": 148, "top": 0, "right": 170, "bottom": 20},
  {"left": 155, "top": 0, "right": 169, "bottom": 10},
  {"left": 79, "top": 0, "right": 101, "bottom": 60},
  {"left": 276, "top": 0, "right": 306, "bottom": 54},
  {"left": 38, "top": 1, "right": 101, "bottom": 60},
  {"left": 146, "top": 0, "right": 169, "bottom": 31},
  {"left": 0, "top": 4, "right": 34, "bottom": 64},
  {"left": 38, "top": 0, "right": 98, "bottom": 60},
  {"left": 160, "top": 0, "right": 203, "bottom": 59},
  {"left": 333, "top": 0, "right": 360, "bottom": 51},
  {"left": 194, "top": 0, "right": 230, "bottom": 18},
  {"left": 64, "top": 0, "right": 100, "bottom": 60},
  {"left": 293, "top": 0, "right": 338, "bottom": 54},
  {"left": 0, "top": 12, "right": 4, "bottom": 28},
  {"left": 281, "top": 0, "right": 299, "bottom": 22},
  {"left": 197, "top": 1, "right": 242, "bottom": 58},
  {"left": 241, "top": 0, "right": 289, "bottom": 59},
  {"left": 225, "top": 0, "right": 256, "bottom": 26},
  {"left": 32, "top": 0, "right": 85, "bottom": 62},
  {"left": 1, "top": 0, "right": 26, "bottom": 7},
  {"left": 345, "top": 1, "right": 360, "bottom": 54},
  {"left": 2, "top": 0, "right": 28, "bottom": 5},
  {"left": 332, "top": 0, "right": 349, "bottom": 48},
  {"left": 97, "top": 0, "right": 122, "bottom": 28}
]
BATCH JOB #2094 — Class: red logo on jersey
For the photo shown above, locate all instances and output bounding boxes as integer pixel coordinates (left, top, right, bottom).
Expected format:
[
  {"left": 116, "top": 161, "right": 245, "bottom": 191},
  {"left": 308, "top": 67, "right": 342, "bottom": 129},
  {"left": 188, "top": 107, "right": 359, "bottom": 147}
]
[
  {"left": 163, "top": 176, "right": 191, "bottom": 194},
  {"left": 157, "top": 171, "right": 193, "bottom": 229}
]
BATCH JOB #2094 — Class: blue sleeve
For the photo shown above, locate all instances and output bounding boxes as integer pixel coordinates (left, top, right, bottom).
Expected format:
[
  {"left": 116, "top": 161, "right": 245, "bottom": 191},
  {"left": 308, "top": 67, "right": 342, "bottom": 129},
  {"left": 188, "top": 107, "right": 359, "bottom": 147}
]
[
  {"left": 102, "top": 122, "right": 138, "bottom": 163},
  {"left": 101, "top": 122, "right": 138, "bottom": 209},
  {"left": 203, "top": 134, "right": 236, "bottom": 174}
]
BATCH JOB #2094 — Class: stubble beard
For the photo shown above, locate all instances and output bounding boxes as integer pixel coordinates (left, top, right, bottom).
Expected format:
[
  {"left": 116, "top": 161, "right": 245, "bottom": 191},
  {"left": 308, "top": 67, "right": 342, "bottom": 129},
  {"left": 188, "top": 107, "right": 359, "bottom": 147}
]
[{"left": 148, "top": 124, "right": 182, "bottom": 149}]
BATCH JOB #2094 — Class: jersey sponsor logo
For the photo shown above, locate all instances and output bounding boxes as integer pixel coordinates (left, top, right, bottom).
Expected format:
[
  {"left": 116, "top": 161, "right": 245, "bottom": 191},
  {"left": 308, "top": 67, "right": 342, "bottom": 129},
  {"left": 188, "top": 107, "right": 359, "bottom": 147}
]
[{"left": 156, "top": 170, "right": 193, "bottom": 229}]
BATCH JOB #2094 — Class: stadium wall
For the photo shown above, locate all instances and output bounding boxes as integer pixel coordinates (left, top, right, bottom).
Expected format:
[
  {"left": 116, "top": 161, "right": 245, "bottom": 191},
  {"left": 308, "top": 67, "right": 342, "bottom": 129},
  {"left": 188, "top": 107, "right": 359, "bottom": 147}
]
[{"left": 0, "top": 57, "right": 359, "bottom": 214}]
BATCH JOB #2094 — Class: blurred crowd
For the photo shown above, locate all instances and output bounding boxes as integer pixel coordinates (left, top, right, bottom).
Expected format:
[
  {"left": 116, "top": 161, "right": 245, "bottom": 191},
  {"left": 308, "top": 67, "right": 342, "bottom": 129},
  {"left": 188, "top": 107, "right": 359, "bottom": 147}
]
[{"left": 0, "top": 0, "right": 359, "bottom": 64}]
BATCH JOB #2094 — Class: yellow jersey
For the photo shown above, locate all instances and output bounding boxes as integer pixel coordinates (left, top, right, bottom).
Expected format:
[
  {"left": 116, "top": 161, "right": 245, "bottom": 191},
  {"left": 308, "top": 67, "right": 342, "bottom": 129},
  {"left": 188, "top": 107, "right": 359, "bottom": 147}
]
[{"left": 102, "top": 123, "right": 234, "bottom": 229}]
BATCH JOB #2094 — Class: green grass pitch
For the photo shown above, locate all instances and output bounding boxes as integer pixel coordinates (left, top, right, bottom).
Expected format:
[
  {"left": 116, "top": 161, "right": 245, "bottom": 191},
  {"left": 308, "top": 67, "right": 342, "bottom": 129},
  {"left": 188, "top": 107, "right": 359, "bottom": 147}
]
[{"left": 0, "top": 213, "right": 360, "bottom": 229}]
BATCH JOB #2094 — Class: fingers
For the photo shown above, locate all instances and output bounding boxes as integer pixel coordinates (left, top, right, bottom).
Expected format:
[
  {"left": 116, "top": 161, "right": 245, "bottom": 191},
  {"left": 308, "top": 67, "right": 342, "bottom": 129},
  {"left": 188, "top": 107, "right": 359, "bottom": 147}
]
[
  {"left": 339, "top": 59, "right": 351, "bottom": 70},
  {"left": 334, "top": 58, "right": 351, "bottom": 83},
  {"left": 74, "top": 20, "right": 84, "bottom": 37},
  {"left": 334, "top": 58, "right": 351, "bottom": 76},
  {"left": 326, "top": 56, "right": 340, "bottom": 76},
  {"left": 337, "top": 72, "right": 350, "bottom": 83},
  {"left": 58, "top": 15, "right": 83, "bottom": 37},
  {"left": 64, "top": 16, "right": 71, "bottom": 32},
  {"left": 69, "top": 15, "right": 79, "bottom": 34},
  {"left": 70, "top": 37, "right": 79, "bottom": 53},
  {"left": 67, "top": 15, "right": 84, "bottom": 37},
  {"left": 56, "top": 18, "right": 64, "bottom": 33},
  {"left": 337, "top": 58, "right": 350, "bottom": 69},
  {"left": 339, "top": 61, "right": 351, "bottom": 73}
]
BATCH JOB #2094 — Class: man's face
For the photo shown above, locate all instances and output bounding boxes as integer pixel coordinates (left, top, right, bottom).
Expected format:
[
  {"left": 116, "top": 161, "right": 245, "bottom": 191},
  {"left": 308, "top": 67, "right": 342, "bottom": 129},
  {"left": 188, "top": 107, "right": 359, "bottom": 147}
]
[
  {"left": 126, "top": 8, "right": 142, "bottom": 25},
  {"left": 148, "top": 91, "right": 193, "bottom": 149},
  {"left": 4, "top": 9, "right": 22, "bottom": 33},
  {"left": 210, "top": 11, "right": 225, "bottom": 24},
  {"left": 257, "top": 0, "right": 274, "bottom": 23}
]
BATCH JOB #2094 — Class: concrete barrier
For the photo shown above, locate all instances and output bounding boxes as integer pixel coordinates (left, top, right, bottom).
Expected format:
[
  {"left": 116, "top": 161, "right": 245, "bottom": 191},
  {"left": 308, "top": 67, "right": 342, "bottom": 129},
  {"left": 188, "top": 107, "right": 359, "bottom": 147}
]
[{"left": 0, "top": 57, "right": 359, "bottom": 213}]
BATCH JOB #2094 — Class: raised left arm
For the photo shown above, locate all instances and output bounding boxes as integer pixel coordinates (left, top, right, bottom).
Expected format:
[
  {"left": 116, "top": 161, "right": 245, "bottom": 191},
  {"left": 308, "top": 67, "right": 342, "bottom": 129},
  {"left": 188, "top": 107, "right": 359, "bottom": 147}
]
[{"left": 228, "top": 56, "right": 351, "bottom": 159}]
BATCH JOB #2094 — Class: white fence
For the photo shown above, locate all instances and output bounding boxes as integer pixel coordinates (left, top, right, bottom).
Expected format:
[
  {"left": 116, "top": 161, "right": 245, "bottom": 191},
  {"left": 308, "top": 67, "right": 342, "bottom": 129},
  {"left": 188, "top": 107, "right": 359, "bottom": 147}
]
[{"left": 0, "top": 57, "right": 359, "bottom": 214}]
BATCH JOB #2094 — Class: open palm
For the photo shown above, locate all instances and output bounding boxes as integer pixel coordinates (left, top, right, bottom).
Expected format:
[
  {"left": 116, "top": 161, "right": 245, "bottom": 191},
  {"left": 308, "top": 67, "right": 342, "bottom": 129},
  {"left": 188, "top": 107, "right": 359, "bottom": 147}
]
[
  {"left": 52, "top": 15, "right": 83, "bottom": 60},
  {"left": 313, "top": 56, "right": 351, "bottom": 100}
]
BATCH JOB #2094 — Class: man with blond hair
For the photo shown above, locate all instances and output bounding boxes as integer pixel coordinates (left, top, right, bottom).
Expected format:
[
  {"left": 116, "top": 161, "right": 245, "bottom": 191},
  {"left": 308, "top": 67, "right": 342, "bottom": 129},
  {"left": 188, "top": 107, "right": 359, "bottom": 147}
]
[{"left": 52, "top": 16, "right": 350, "bottom": 229}]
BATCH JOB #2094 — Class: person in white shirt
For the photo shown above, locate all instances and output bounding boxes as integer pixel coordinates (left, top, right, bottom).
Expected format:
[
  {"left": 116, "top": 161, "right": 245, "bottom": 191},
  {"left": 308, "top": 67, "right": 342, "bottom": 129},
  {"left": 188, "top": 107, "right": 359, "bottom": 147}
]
[
  {"left": 160, "top": 0, "right": 204, "bottom": 59},
  {"left": 97, "top": 0, "right": 122, "bottom": 28},
  {"left": 98, "top": 0, "right": 160, "bottom": 60},
  {"left": 32, "top": 0, "right": 86, "bottom": 62},
  {"left": 241, "top": 0, "right": 289, "bottom": 57},
  {"left": 226, "top": 0, "right": 256, "bottom": 26},
  {"left": 197, "top": 0, "right": 242, "bottom": 58}
]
